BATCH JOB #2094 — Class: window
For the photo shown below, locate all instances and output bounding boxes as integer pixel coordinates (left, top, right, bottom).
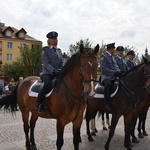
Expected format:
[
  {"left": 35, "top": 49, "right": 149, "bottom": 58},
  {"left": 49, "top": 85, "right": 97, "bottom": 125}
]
[
  {"left": 7, "top": 54, "right": 12, "bottom": 60},
  {"left": 19, "top": 32, "right": 25, "bottom": 38},
  {"left": 20, "top": 43, "right": 25, "bottom": 48},
  {"left": 7, "top": 42, "right": 12, "bottom": 49},
  {"left": 6, "top": 30, "right": 11, "bottom": 36}
]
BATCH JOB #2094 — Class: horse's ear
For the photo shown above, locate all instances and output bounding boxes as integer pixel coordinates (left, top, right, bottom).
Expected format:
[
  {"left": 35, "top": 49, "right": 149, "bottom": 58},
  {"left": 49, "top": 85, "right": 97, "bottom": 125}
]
[
  {"left": 80, "top": 44, "right": 84, "bottom": 54},
  {"left": 94, "top": 44, "right": 99, "bottom": 54},
  {"left": 142, "top": 55, "right": 149, "bottom": 64}
]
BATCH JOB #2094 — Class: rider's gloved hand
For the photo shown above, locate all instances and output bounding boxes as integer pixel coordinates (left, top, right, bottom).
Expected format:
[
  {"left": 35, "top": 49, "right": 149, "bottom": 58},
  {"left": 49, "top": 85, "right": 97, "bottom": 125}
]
[
  {"left": 53, "top": 69, "right": 61, "bottom": 77},
  {"left": 114, "top": 71, "right": 122, "bottom": 77}
]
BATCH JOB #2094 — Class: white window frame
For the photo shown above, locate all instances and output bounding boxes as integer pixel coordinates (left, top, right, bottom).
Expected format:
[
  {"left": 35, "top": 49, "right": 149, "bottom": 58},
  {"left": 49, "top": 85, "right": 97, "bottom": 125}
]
[
  {"left": 7, "top": 54, "right": 12, "bottom": 60},
  {"left": 6, "top": 30, "right": 11, "bottom": 36},
  {"left": 7, "top": 42, "right": 12, "bottom": 49}
]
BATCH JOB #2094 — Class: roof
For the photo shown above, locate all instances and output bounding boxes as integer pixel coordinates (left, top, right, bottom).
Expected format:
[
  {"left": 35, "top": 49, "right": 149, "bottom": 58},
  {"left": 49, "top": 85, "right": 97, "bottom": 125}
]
[{"left": 0, "top": 25, "right": 40, "bottom": 42}]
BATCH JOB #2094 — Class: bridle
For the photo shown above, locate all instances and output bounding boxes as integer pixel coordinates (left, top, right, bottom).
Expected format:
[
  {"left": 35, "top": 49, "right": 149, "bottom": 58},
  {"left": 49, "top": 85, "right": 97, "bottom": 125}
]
[
  {"left": 60, "top": 53, "right": 98, "bottom": 102},
  {"left": 79, "top": 55, "right": 98, "bottom": 83},
  {"left": 143, "top": 75, "right": 150, "bottom": 93}
]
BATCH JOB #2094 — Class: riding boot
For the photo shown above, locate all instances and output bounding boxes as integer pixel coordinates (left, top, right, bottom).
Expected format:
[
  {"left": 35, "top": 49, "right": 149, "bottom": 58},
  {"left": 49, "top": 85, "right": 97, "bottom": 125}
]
[
  {"left": 104, "top": 89, "right": 112, "bottom": 112},
  {"left": 36, "top": 89, "right": 46, "bottom": 113}
]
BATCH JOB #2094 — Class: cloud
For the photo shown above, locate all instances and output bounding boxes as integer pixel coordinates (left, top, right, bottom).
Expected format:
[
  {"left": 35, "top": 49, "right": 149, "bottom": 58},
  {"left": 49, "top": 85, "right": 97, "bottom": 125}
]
[{"left": 1, "top": 0, "right": 150, "bottom": 56}]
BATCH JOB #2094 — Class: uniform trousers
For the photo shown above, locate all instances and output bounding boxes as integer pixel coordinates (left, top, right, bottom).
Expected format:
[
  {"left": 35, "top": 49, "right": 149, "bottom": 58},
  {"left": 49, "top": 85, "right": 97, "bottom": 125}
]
[{"left": 37, "top": 74, "right": 53, "bottom": 104}]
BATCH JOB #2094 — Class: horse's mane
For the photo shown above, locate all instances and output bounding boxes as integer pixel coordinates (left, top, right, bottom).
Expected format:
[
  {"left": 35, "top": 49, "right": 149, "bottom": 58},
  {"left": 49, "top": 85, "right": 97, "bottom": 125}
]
[
  {"left": 121, "top": 63, "right": 144, "bottom": 77},
  {"left": 58, "top": 52, "right": 80, "bottom": 84},
  {"left": 57, "top": 48, "right": 93, "bottom": 84}
]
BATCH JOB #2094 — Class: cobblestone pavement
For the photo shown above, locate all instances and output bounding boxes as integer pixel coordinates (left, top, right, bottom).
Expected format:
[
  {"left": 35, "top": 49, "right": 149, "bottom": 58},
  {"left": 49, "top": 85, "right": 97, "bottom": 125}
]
[{"left": 0, "top": 108, "right": 150, "bottom": 150}]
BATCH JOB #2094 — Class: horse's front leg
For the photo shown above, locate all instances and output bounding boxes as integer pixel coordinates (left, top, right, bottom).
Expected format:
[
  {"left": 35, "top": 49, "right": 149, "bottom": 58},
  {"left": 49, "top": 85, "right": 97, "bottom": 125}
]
[
  {"left": 29, "top": 114, "right": 38, "bottom": 149},
  {"left": 73, "top": 116, "right": 84, "bottom": 150},
  {"left": 56, "top": 120, "right": 65, "bottom": 150},
  {"left": 124, "top": 114, "right": 134, "bottom": 150},
  {"left": 105, "top": 114, "right": 120, "bottom": 150},
  {"left": 130, "top": 116, "right": 139, "bottom": 143}
]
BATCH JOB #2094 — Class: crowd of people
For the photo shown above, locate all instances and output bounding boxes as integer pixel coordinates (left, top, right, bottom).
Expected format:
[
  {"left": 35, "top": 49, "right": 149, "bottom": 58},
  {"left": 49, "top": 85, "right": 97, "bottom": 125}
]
[{"left": 0, "top": 77, "right": 24, "bottom": 97}]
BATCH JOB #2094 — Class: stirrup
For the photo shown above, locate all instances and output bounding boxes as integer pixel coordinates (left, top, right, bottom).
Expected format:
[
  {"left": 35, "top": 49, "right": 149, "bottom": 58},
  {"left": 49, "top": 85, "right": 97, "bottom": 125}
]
[{"left": 36, "top": 103, "right": 46, "bottom": 113}]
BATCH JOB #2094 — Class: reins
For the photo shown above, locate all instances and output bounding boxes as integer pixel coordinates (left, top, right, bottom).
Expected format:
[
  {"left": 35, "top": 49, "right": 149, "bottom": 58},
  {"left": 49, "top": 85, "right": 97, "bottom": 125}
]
[
  {"left": 60, "top": 79, "right": 86, "bottom": 103},
  {"left": 118, "top": 78, "right": 136, "bottom": 106}
]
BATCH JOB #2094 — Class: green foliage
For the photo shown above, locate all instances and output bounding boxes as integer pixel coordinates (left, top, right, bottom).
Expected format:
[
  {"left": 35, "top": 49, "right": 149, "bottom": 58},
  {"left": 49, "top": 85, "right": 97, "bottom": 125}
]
[
  {"left": 1, "top": 43, "right": 42, "bottom": 81},
  {"left": 1, "top": 60, "right": 25, "bottom": 81},
  {"left": 68, "top": 38, "right": 93, "bottom": 56},
  {"left": 19, "top": 43, "right": 42, "bottom": 76}
]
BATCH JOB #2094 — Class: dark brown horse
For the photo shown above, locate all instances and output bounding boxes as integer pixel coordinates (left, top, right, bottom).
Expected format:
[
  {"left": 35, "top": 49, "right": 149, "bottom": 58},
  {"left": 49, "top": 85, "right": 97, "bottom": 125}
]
[
  {"left": 0, "top": 44, "right": 99, "bottom": 150},
  {"left": 85, "top": 57, "right": 150, "bottom": 150}
]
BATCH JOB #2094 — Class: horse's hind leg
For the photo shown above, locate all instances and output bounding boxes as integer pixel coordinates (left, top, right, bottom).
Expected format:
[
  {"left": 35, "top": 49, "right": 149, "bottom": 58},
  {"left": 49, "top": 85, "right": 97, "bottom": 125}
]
[
  {"left": 106, "top": 112, "right": 111, "bottom": 129},
  {"left": 22, "top": 111, "right": 31, "bottom": 150},
  {"left": 29, "top": 113, "right": 38, "bottom": 149},
  {"left": 102, "top": 112, "right": 107, "bottom": 130},
  {"left": 141, "top": 109, "right": 149, "bottom": 136}
]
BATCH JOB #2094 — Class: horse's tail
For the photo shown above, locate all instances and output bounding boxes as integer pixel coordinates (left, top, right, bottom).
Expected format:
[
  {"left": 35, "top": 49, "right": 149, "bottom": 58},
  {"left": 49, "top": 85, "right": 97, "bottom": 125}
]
[{"left": 0, "top": 84, "right": 18, "bottom": 113}]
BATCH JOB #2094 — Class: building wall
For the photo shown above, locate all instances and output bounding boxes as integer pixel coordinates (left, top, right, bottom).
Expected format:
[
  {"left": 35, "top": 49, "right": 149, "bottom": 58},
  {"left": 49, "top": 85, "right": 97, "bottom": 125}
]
[{"left": 0, "top": 38, "right": 40, "bottom": 64}]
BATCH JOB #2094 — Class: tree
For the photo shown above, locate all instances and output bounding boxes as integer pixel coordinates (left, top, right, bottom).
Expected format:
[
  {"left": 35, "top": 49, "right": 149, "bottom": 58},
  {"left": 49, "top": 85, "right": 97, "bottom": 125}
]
[
  {"left": 19, "top": 42, "right": 42, "bottom": 76},
  {"left": 1, "top": 60, "right": 25, "bottom": 81},
  {"left": 1, "top": 43, "right": 42, "bottom": 81},
  {"left": 68, "top": 38, "right": 93, "bottom": 56}
]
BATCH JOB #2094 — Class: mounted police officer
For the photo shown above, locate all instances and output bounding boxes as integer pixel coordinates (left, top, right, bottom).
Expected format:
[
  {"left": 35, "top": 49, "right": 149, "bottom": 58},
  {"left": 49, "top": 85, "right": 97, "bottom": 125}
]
[
  {"left": 126, "top": 50, "right": 136, "bottom": 70},
  {"left": 36, "top": 31, "right": 64, "bottom": 113},
  {"left": 100, "top": 43, "right": 121, "bottom": 112},
  {"left": 115, "top": 46, "right": 128, "bottom": 73}
]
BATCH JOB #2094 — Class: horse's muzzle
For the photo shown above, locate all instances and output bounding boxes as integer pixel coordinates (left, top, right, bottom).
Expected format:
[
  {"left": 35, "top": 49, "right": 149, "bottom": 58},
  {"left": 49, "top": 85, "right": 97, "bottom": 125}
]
[{"left": 83, "top": 86, "right": 95, "bottom": 98}]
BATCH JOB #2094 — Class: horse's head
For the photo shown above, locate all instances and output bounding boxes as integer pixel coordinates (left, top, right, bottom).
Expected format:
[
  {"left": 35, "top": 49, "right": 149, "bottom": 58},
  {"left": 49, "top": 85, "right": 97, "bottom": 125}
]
[
  {"left": 79, "top": 44, "right": 99, "bottom": 98},
  {"left": 143, "top": 56, "right": 150, "bottom": 93}
]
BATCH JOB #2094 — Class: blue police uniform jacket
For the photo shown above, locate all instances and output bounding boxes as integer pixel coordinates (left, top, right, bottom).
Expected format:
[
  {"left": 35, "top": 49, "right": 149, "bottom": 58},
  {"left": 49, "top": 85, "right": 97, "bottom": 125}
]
[
  {"left": 100, "top": 51, "right": 120, "bottom": 82},
  {"left": 42, "top": 46, "right": 64, "bottom": 75},
  {"left": 115, "top": 56, "right": 128, "bottom": 72},
  {"left": 126, "top": 60, "right": 136, "bottom": 70}
]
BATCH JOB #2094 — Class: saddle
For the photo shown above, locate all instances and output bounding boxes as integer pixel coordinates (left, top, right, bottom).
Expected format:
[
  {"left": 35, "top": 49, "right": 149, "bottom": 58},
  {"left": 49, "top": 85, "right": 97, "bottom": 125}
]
[
  {"left": 28, "top": 78, "right": 57, "bottom": 97},
  {"left": 94, "top": 80, "right": 119, "bottom": 98}
]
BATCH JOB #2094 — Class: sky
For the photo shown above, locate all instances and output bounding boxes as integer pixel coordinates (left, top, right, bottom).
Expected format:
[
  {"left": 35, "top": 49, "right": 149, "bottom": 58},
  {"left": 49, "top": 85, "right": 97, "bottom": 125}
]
[{"left": 1, "top": 0, "right": 150, "bottom": 56}]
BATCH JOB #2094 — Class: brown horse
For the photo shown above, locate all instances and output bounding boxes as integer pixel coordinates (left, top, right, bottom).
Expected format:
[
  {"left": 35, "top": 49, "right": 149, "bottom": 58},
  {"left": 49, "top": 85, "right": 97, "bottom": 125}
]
[
  {"left": 0, "top": 44, "right": 99, "bottom": 150},
  {"left": 85, "top": 57, "right": 150, "bottom": 150}
]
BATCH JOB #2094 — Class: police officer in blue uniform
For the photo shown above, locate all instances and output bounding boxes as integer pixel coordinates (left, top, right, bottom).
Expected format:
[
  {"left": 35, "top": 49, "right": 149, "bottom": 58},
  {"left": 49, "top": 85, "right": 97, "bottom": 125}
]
[
  {"left": 126, "top": 50, "right": 136, "bottom": 70},
  {"left": 115, "top": 46, "right": 128, "bottom": 73},
  {"left": 36, "top": 31, "right": 64, "bottom": 113},
  {"left": 100, "top": 43, "right": 121, "bottom": 112}
]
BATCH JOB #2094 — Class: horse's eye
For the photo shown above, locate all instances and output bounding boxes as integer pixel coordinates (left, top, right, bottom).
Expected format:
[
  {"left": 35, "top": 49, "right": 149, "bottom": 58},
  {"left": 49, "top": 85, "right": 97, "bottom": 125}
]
[{"left": 81, "top": 65, "right": 84, "bottom": 68}]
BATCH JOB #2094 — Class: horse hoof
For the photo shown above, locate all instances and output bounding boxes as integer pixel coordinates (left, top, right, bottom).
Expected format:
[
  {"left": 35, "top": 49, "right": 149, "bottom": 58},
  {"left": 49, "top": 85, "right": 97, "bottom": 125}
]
[
  {"left": 94, "top": 128, "right": 98, "bottom": 133},
  {"left": 132, "top": 138, "right": 139, "bottom": 143},
  {"left": 79, "top": 137, "right": 82, "bottom": 143},
  {"left": 124, "top": 142, "right": 133, "bottom": 148},
  {"left": 127, "top": 148, "right": 133, "bottom": 150},
  {"left": 143, "top": 131, "right": 148, "bottom": 136},
  {"left": 104, "top": 145, "right": 109, "bottom": 150},
  {"left": 91, "top": 132, "right": 96, "bottom": 136},
  {"left": 138, "top": 133, "right": 144, "bottom": 138},
  {"left": 88, "top": 136, "right": 94, "bottom": 141},
  {"left": 103, "top": 127, "right": 108, "bottom": 130},
  {"left": 30, "top": 145, "right": 37, "bottom": 150}
]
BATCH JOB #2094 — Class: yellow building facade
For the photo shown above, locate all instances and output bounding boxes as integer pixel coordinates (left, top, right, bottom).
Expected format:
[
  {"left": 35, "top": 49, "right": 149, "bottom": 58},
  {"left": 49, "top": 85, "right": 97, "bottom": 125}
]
[{"left": 0, "top": 22, "right": 42, "bottom": 65}]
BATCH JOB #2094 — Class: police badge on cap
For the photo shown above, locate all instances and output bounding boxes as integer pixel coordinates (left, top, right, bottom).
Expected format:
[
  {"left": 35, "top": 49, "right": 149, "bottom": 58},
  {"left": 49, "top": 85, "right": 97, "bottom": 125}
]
[{"left": 46, "top": 31, "right": 58, "bottom": 38}]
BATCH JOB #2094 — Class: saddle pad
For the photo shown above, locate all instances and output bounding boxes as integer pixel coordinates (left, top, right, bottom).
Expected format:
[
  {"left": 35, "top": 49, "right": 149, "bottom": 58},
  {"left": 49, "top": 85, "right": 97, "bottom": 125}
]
[
  {"left": 28, "top": 80, "right": 53, "bottom": 97},
  {"left": 93, "top": 83, "right": 119, "bottom": 98}
]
